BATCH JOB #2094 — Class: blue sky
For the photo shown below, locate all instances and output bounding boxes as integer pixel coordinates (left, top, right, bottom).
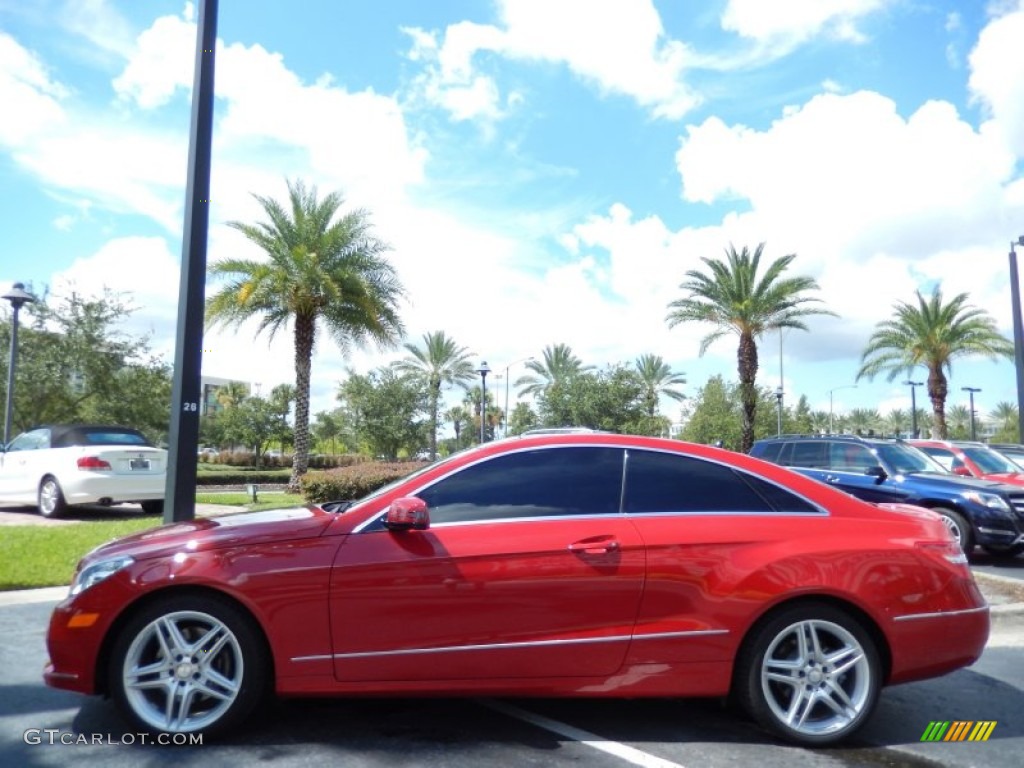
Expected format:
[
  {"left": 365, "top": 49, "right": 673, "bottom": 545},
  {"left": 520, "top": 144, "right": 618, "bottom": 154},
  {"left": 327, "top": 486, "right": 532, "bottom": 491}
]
[{"left": 1, "top": 0, "right": 1023, "bottom": 429}]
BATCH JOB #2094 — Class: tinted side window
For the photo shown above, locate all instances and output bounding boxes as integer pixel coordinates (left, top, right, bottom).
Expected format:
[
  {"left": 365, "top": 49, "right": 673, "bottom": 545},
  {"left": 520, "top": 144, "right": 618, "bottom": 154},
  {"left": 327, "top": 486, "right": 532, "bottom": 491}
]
[
  {"left": 623, "top": 450, "right": 773, "bottom": 513},
  {"left": 416, "top": 447, "right": 624, "bottom": 524},
  {"left": 751, "top": 441, "right": 782, "bottom": 462},
  {"left": 829, "top": 443, "right": 877, "bottom": 472},
  {"left": 785, "top": 441, "right": 828, "bottom": 468}
]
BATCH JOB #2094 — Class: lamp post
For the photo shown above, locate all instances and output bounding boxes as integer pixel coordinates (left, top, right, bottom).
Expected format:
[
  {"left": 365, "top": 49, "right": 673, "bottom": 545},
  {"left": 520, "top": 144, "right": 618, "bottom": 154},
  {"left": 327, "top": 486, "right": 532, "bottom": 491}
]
[
  {"left": 1009, "top": 236, "right": 1024, "bottom": 442},
  {"left": 3, "top": 282, "right": 36, "bottom": 446},
  {"left": 477, "top": 361, "right": 490, "bottom": 443},
  {"left": 827, "top": 384, "right": 857, "bottom": 434},
  {"left": 502, "top": 356, "right": 533, "bottom": 438},
  {"left": 962, "top": 386, "right": 981, "bottom": 441},
  {"left": 774, "top": 386, "right": 784, "bottom": 437},
  {"left": 903, "top": 380, "right": 923, "bottom": 438}
]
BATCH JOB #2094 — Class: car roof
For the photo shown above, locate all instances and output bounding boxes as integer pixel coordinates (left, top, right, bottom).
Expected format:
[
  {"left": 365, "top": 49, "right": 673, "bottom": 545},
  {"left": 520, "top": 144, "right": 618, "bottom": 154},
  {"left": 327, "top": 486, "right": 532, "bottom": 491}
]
[{"left": 30, "top": 424, "right": 152, "bottom": 448}]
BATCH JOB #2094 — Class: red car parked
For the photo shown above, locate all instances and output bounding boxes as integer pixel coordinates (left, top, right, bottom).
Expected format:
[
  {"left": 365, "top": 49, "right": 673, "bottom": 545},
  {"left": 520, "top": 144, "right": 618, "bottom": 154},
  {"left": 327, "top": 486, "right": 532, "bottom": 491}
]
[
  {"left": 909, "top": 439, "right": 1024, "bottom": 486},
  {"left": 44, "top": 432, "right": 988, "bottom": 746}
]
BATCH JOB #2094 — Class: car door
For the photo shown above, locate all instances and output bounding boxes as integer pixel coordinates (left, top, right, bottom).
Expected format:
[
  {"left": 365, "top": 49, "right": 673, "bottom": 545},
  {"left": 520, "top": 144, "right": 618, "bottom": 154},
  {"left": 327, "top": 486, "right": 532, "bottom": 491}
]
[
  {"left": 817, "top": 442, "right": 914, "bottom": 503},
  {"left": 328, "top": 446, "right": 646, "bottom": 682},
  {"left": 620, "top": 448, "right": 826, "bottom": 668},
  {"left": 0, "top": 429, "right": 49, "bottom": 500}
]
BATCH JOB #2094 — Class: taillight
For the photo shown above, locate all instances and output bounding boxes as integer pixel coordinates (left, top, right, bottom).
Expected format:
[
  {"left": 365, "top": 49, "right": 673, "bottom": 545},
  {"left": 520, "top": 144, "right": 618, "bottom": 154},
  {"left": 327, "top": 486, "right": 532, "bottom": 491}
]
[
  {"left": 77, "top": 456, "right": 112, "bottom": 471},
  {"left": 915, "top": 540, "right": 969, "bottom": 567}
]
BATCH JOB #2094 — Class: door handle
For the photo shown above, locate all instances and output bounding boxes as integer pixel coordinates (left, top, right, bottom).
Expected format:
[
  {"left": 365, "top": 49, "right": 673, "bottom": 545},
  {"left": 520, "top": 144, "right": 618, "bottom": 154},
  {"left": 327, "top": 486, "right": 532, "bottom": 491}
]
[{"left": 568, "top": 537, "right": 620, "bottom": 555}]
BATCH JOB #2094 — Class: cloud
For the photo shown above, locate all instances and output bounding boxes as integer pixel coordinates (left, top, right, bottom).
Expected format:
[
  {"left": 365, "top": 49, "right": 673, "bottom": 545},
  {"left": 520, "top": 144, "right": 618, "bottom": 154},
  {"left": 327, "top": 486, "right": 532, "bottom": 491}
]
[
  {"left": 405, "top": 0, "right": 701, "bottom": 121},
  {"left": 0, "top": 32, "right": 67, "bottom": 146},
  {"left": 720, "top": 0, "right": 890, "bottom": 48},
  {"left": 967, "top": 3, "right": 1024, "bottom": 158}
]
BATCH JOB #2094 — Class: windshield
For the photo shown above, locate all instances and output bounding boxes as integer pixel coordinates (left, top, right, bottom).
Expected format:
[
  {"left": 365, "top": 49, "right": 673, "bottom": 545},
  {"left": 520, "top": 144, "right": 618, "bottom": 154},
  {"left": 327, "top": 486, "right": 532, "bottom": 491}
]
[
  {"left": 874, "top": 442, "right": 948, "bottom": 474},
  {"left": 962, "top": 446, "right": 1020, "bottom": 474}
]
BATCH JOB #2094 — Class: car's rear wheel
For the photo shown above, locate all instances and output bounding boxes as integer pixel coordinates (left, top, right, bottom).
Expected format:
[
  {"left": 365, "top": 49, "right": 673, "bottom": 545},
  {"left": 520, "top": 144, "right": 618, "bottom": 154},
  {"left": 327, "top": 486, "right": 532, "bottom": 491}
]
[
  {"left": 109, "top": 594, "right": 269, "bottom": 735},
  {"left": 933, "top": 507, "right": 974, "bottom": 554},
  {"left": 38, "top": 476, "right": 67, "bottom": 518},
  {"left": 735, "top": 602, "right": 881, "bottom": 746}
]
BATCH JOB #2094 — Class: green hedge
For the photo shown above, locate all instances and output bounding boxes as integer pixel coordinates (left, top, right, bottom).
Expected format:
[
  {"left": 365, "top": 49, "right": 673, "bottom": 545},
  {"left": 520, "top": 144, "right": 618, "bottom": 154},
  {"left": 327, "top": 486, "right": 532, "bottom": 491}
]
[
  {"left": 196, "top": 470, "right": 292, "bottom": 485},
  {"left": 301, "top": 461, "right": 429, "bottom": 503}
]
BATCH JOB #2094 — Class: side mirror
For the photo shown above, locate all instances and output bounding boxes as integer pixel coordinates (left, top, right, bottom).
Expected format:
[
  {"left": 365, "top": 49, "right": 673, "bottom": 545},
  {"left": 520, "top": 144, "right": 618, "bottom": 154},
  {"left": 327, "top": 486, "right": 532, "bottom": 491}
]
[
  {"left": 952, "top": 466, "right": 972, "bottom": 477},
  {"left": 864, "top": 465, "right": 887, "bottom": 483},
  {"left": 383, "top": 497, "right": 430, "bottom": 531}
]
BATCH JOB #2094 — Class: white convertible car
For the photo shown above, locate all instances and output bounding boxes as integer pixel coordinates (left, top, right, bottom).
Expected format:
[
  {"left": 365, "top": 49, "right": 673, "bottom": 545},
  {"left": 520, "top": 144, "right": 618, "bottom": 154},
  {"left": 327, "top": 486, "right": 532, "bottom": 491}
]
[{"left": 0, "top": 425, "right": 166, "bottom": 517}]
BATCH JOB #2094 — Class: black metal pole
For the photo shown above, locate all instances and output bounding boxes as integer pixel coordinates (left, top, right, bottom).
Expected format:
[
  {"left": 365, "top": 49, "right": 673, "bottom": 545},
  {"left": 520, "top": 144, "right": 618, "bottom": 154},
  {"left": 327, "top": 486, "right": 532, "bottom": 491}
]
[
  {"left": 3, "top": 304, "right": 19, "bottom": 446},
  {"left": 910, "top": 386, "right": 917, "bottom": 438},
  {"left": 1010, "top": 243, "right": 1024, "bottom": 444},
  {"left": 165, "top": 0, "right": 218, "bottom": 523}
]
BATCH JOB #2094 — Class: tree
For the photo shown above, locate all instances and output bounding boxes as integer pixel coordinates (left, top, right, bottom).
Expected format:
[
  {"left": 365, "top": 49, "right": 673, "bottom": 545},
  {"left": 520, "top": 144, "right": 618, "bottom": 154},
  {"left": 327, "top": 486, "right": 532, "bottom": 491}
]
[
  {"left": 337, "top": 366, "right": 426, "bottom": 460},
  {"left": 989, "top": 401, "right": 1019, "bottom": 443},
  {"left": 536, "top": 365, "right": 662, "bottom": 435},
  {"left": 394, "top": 331, "right": 475, "bottom": 460},
  {"left": 946, "top": 404, "right": 972, "bottom": 440},
  {"left": 634, "top": 354, "right": 686, "bottom": 417},
  {"left": 507, "top": 402, "right": 538, "bottom": 436},
  {"left": 883, "top": 408, "right": 908, "bottom": 437},
  {"left": 1, "top": 288, "right": 171, "bottom": 442},
  {"left": 666, "top": 243, "right": 834, "bottom": 452},
  {"left": 679, "top": 375, "right": 781, "bottom": 449},
  {"left": 206, "top": 179, "right": 404, "bottom": 490},
  {"left": 857, "top": 288, "right": 1013, "bottom": 438},
  {"left": 847, "top": 408, "right": 882, "bottom": 435},
  {"left": 218, "top": 395, "right": 283, "bottom": 467},
  {"left": 515, "top": 343, "right": 592, "bottom": 398},
  {"left": 312, "top": 409, "right": 345, "bottom": 455},
  {"left": 444, "top": 405, "right": 470, "bottom": 451}
]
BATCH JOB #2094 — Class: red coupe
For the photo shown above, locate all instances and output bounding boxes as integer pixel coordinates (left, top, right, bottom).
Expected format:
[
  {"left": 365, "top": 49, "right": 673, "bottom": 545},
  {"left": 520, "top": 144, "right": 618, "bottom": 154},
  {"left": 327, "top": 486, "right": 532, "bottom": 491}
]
[{"left": 44, "top": 432, "right": 988, "bottom": 746}]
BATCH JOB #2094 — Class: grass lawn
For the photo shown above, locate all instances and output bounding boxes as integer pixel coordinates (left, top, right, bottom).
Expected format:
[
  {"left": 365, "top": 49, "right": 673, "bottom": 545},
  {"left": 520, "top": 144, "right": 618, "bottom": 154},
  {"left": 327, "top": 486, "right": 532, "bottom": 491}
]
[{"left": 1, "top": 492, "right": 308, "bottom": 591}]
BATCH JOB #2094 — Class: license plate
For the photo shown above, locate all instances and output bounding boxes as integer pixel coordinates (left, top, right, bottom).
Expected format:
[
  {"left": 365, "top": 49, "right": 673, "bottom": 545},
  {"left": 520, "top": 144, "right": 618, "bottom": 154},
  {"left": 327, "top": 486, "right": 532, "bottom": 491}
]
[{"left": 129, "top": 459, "right": 151, "bottom": 471}]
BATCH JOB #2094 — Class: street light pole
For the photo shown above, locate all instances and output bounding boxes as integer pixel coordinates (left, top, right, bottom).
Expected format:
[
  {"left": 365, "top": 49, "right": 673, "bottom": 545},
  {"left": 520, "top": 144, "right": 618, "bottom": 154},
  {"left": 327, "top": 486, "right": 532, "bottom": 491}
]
[
  {"left": 502, "top": 356, "right": 533, "bottom": 438},
  {"left": 477, "top": 361, "right": 490, "bottom": 443},
  {"left": 1009, "top": 236, "right": 1024, "bottom": 442},
  {"left": 774, "top": 386, "right": 784, "bottom": 436},
  {"left": 2, "top": 282, "right": 36, "bottom": 446},
  {"left": 904, "top": 380, "right": 923, "bottom": 438},
  {"left": 827, "top": 384, "right": 857, "bottom": 435},
  {"left": 962, "top": 386, "right": 981, "bottom": 441}
]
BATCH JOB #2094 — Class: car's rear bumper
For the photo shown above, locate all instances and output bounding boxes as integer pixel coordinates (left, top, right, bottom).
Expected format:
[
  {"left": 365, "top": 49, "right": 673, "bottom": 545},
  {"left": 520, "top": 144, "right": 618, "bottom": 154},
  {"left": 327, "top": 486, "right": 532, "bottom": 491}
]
[
  {"left": 887, "top": 603, "right": 990, "bottom": 684},
  {"left": 62, "top": 473, "right": 165, "bottom": 505}
]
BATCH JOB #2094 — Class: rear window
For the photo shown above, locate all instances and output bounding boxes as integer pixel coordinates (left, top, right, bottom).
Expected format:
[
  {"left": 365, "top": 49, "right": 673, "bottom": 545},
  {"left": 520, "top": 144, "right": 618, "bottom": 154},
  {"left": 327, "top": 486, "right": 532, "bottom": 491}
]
[{"left": 54, "top": 428, "right": 151, "bottom": 448}]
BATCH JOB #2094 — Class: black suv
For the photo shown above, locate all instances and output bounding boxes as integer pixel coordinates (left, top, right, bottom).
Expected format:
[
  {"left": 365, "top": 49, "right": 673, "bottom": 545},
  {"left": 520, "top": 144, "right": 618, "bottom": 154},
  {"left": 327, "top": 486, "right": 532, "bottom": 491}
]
[{"left": 750, "top": 435, "right": 1024, "bottom": 556}]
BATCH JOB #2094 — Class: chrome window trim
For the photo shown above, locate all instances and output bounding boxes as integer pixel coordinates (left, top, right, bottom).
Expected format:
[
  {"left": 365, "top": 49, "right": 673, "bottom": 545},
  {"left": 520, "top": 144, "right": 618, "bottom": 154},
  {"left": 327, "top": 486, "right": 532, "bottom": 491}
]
[
  {"left": 290, "top": 628, "right": 729, "bottom": 663},
  {"left": 352, "top": 442, "right": 829, "bottom": 533},
  {"left": 892, "top": 604, "right": 989, "bottom": 622}
]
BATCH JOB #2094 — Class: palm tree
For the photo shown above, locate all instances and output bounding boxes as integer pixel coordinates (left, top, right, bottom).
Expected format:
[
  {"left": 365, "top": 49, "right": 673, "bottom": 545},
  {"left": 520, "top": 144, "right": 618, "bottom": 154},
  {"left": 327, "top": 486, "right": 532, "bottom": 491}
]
[
  {"left": 206, "top": 179, "right": 405, "bottom": 490},
  {"left": 847, "top": 408, "right": 882, "bottom": 435},
  {"left": 634, "top": 354, "right": 686, "bottom": 417},
  {"left": 665, "top": 243, "right": 834, "bottom": 452},
  {"left": 515, "top": 343, "right": 592, "bottom": 398},
  {"left": 395, "top": 331, "right": 476, "bottom": 460},
  {"left": 989, "top": 400, "right": 1019, "bottom": 441},
  {"left": 857, "top": 288, "right": 1013, "bottom": 439},
  {"left": 445, "top": 405, "right": 469, "bottom": 450},
  {"left": 883, "top": 408, "right": 908, "bottom": 437},
  {"left": 946, "top": 404, "right": 972, "bottom": 440}
]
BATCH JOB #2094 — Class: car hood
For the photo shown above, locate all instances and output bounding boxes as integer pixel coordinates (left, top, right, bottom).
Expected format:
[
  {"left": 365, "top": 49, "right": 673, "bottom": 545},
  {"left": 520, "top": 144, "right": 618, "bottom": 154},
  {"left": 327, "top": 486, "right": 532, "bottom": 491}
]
[
  {"left": 83, "top": 506, "right": 336, "bottom": 563},
  {"left": 902, "top": 472, "right": 1023, "bottom": 495}
]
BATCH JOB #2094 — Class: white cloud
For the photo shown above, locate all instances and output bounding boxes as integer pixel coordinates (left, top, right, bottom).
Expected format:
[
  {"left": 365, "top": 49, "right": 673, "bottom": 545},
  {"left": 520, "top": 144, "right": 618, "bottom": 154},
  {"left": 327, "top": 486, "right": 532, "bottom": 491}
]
[
  {"left": 405, "top": 0, "right": 700, "bottom": 121},
  {"left": 0, "top": 33, "right": 67, "bottom": 146},
  {"left": 968, "top": 3, "right": 1024, "bottom": 158},
  {"left": 721, "top": 0, "right": 889, "bottom": 47}
]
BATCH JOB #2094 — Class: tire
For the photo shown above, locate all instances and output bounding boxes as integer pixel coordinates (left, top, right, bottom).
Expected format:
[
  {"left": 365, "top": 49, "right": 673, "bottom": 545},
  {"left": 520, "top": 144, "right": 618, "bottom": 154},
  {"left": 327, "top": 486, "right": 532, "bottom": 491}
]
[
  {"left": 38, "top": 476, "right": 68, "bottom": 518},
  {"left": 140, "top": 500, "right": 164, "bottom": 516},
  {"left": 933, "top": 507, "right": 974, "bottom": 555},
  {"left": 735, "top": 602, "right": 881, "bottom": 746},
  {"left": 109, "top": 594, "right": 269, "bottom": 736}
]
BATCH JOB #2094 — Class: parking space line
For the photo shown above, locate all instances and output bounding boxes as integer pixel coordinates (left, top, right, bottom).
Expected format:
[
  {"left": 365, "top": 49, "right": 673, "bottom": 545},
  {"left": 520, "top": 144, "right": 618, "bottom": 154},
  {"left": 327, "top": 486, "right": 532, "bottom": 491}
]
[{"left": 482, "top": 699, "right": 686, "bottom": 768}]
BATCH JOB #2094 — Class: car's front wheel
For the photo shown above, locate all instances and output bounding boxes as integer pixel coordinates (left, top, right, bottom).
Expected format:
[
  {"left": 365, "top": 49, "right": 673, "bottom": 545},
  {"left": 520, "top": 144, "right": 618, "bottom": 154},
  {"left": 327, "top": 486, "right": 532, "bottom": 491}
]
[
  {"left": 933, "top": 507, "right": 974, "bottom": 555},
  {"left": 735, "top": 602, "right": 881, "bottom": 746},
  {"left": 38, "top": 476, "right": 67, "bottom": 518},
  {"left": 109, "top": 594, "right": 269, "bottom": 736}
]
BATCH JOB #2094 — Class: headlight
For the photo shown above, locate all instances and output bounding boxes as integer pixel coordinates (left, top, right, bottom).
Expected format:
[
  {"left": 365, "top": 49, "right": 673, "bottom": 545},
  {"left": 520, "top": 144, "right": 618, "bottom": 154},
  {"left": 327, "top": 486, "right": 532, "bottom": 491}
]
[
  {"left": 960, "top": 491, "right": 1012, "bottom": 513},
  {"left": 69, "top": 556, "right": 134, "bottom": 597}
]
